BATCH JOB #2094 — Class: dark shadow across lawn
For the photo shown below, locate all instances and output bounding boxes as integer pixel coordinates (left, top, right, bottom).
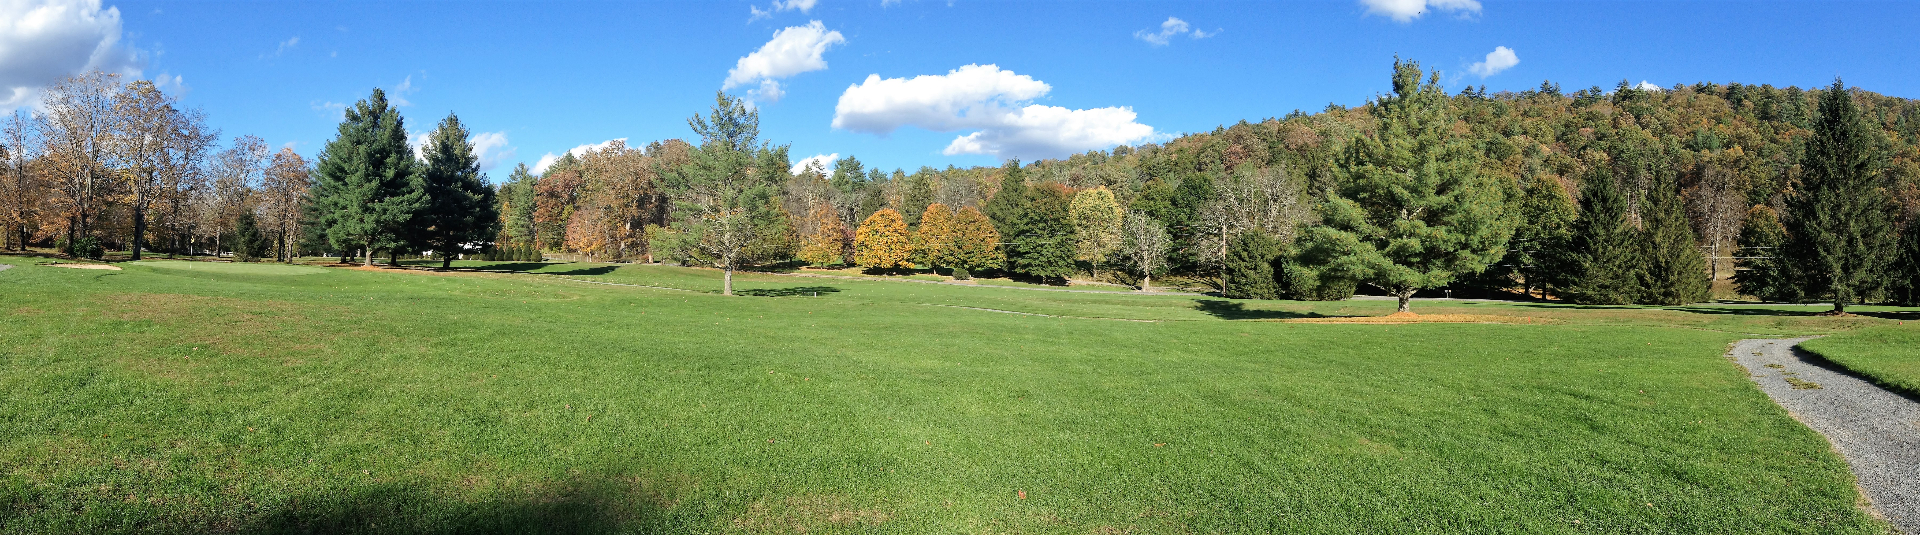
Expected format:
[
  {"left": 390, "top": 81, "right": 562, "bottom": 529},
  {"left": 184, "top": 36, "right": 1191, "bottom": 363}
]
[
  {"left": 736, "top": 286, "right": 842, "bottom": 297},
  {"left": 1193, "top": 299, "right": 1323, "bottom": 320},
  {"left": 230, "top": 476, "right": 677, "bottom": 535}
]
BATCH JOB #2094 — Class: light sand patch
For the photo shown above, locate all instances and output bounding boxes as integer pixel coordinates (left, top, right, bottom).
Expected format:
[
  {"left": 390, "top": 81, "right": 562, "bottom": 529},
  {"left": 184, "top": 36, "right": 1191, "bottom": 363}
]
[{"left": 46, "top": 263, "right": 120, "bottom": 270}]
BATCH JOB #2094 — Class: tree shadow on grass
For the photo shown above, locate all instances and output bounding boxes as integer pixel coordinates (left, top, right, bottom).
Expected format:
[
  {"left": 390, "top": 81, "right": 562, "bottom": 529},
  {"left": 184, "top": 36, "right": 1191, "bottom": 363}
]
[
  {"left": 1194, "top": 299, "right": 1324, "bottom": 320},
  {"left": 451, "top": 262, "right": 557, "bottom": 273},
  {"left": 736, "top": 286, "right": 842, "bottom": 297},
  {"left": 546, "top": 265, "right": 618, "bottom": 276},
  {"left": 196, "top": 474, "right": 682, "bottom": 534}
]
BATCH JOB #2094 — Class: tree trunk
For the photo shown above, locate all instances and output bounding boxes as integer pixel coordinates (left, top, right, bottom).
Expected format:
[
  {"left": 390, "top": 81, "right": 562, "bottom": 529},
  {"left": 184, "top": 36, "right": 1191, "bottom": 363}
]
[
  {"left": 1834, "top": 296, "right": 1847, "bottom": 315},
  {"left": 131, "top": 204, "right": 145, "bottom": 261},
  {"left": 442, "top": 254, "right": 452, "bottom": 269},
  {"left": 1397, "top": 289, "right": 1415, "bottom": 313},
  {"left": 1140, "top": 274, "right": 1151, "bottom": 292},
  {"left": 363, "top": 245, "right": 373, "bottom": 266},
  {"left": 723, "top": 264, "right": 735, "bottom": 296}
]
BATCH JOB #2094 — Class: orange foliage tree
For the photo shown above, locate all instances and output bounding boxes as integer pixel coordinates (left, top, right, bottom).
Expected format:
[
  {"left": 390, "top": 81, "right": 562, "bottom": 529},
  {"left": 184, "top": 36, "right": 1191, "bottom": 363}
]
[
  {"left": 948, "top": 206, "right": 1003, "bottom": 271},
  {"left": 796, "top": 205, "right": 847, "bottom": 265},
  {"left": 853, "top": 208, "right": 912, "bottom": 269}
]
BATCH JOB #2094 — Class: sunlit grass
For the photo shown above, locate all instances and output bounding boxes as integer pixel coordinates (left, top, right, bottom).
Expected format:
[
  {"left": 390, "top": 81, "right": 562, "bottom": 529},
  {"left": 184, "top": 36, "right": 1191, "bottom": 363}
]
[{"left": 0, "top": 256, "right": 1907, "bottom": 533}]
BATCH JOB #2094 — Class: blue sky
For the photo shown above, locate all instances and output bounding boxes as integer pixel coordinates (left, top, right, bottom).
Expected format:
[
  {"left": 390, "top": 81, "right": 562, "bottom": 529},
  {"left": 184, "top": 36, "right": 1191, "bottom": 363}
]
[{"left": 6, "top": 0, "right": 1917, "bottom": 179}]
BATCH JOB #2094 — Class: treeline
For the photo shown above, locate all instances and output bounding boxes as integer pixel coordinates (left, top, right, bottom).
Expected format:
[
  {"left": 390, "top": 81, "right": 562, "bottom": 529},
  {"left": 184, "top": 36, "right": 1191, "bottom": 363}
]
[
  {"left": 8, "top": 61, "right": 1917, "bottom": 310},
  {"left": 0, "top": 72, "right": 311, "bottom": 261}
]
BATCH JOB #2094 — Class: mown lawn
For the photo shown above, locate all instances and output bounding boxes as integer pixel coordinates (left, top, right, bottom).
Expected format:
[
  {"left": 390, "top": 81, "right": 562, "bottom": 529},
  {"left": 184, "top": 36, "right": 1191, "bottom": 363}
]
[
  {"left": 1802, "top": 323, "right": 1920, "bottom": 398},
  {"left": 0, "top": 257, "right": 1908, "bottom": 534}
]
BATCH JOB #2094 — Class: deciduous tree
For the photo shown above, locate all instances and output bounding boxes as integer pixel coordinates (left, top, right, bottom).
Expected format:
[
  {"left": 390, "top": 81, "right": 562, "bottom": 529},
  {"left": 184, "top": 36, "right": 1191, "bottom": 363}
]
[
  {"left": 1068, "top": 186, "right": 1122, "bottom": 278},
  {"left": 854, "top": 208, "right": 911, "bottom": 270},
  {"left": 1117, "top": 209, "right": 1170, "bottom": 291}
]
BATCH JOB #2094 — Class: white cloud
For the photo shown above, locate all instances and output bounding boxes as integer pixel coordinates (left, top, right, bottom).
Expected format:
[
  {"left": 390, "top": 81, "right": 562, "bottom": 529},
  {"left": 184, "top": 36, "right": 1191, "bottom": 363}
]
[
  {"left": 790, "top": 152, "right": 837, "bottom": 175},
  {"left": 310, "top": 100, "right": 345, "bottom": 119},
  {"left": 1134, "top": 17, "right": 1216, "bottom": 46},
  {"left": 0, "top": 0, "right": 142, "bottom": 111},
  {"left": 832, "top": 64, "right": 1160, "bottom": 160},
  {"left": 470, "top": 131, "right": 514, "bottom": 172},
  {"left": 409, "top": 130, "right": 515, "bottom": 172},
  {"left": 387, "top": 75, "right": 415, "bottom": 106},
  {"left": 531, "top": 138, "right": 626, "bottom": 174},
  {"left": 264, "top": 36, "right": 298, "bottom": 58},
  {"left": 1635, "top": 80, "right": 1663, "bottom": 92},
  {"left": 749, "top": 0, "right": 819, "bottom": 21},
  {"left": 1359, "top": 0, "right": 1481, "bottom": 23},
  {"left": 723, "top": 20, "right": 844, "bottom": 104},
  {"left": 1467, "top": 46, "right": 1518, "bottom": 78}
]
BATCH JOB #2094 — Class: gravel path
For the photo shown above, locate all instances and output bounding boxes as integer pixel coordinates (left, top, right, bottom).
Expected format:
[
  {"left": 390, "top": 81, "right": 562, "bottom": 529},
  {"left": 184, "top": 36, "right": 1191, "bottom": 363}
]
[{"left": 1731, "top": 337, "right": 1920, "bottom": 533}]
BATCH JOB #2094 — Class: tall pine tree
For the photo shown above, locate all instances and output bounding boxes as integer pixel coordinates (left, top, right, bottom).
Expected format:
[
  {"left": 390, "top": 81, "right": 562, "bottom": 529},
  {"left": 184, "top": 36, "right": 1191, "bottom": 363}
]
[
  {"left": 1635, "top": 176, "right": 1710, "bottom": 305},
  {"left": 308, "top": 88, "right": 424, "bottom": 265},
  {"left": 416, "top": 113, "right": 500, "bottom": 268},
  {"left": 1559, "top": 167, "right": 1642, "bottom": 305},
  {"left": 1733, "top": 205, "right": 1800, "bottom": 302},
  {"left": 1784, "top": 80, "right": 1896, "bottom": 313},
  {"left": 1298, "top": 59, "right": 1514, "bottom": 313}
]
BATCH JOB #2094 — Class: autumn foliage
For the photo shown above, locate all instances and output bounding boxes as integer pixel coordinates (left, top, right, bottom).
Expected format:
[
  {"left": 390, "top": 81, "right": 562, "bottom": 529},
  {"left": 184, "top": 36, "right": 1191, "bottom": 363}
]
[{"left": 854, "top": 208, "right": 912, "bottom": 269}]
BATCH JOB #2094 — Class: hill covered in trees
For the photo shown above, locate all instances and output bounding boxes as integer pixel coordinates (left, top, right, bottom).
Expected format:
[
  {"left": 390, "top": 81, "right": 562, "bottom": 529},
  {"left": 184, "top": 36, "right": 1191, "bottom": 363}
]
[{"left": 6, "top": 60, "right": 1918, "bottom": 308}]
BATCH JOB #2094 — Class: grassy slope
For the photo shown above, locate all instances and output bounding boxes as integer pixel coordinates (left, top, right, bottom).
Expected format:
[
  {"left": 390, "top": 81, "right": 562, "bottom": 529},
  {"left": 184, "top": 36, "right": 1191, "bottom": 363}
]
[
  {"left": 0, "top": 257, "right": 1905, "bottom": 534},
  {"left": 1801, "top": 324, "right": 1920, "bottom": 398}
]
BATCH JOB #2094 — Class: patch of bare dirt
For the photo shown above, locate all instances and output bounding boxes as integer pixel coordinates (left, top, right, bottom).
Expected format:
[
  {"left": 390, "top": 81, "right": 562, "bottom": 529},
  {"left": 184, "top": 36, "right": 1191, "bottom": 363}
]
[
  {"left": 731, "top": 495, "right": 890, "bottom": 533},
  {"left": 46, "top": 263, "right": 120, "bottom": 270},
  {"left": 1281, "top": 313, "right": 1558, "bottom": 325}
]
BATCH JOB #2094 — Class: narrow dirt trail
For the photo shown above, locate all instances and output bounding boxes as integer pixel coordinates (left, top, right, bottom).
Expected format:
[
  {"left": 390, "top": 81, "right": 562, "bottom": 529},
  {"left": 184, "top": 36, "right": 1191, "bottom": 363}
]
[{"left": 1730, "top": 337, "right": 1920, "bottom": 534}]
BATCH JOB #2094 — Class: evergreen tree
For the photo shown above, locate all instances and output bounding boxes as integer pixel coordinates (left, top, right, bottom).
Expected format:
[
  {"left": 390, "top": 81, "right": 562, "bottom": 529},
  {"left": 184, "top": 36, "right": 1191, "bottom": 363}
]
[
  {"left": 659, "top": 92, "right": 787, "bottom": 295},
  {"left": 1784, "top": 80, "right": 1897, "bottom": 313},
  {"left": 1298, "top": 59, "right": 1515, "bottom": 313},
  {"left": 1733, "top": 205, "right": 1800, "bottom": 302},
  {"left": 1505, "top": 173, "right": 1576, "bottom": 297},
  {"left": 1635, "top": 177, "right": 1710, "bottom": 305},
  {"left": 902, "top": 173, "right": 935, "bottom": 226},
  {"left": 1559, "top": 167, "right": 1642, "bottom": 305},
  {"left": 1009, "top": 183, "right": 1077, "bottom": 283},
  {"left": 1223, "top": 230, "right": 1285, "bottom": 299},
  {"left": 308, "top": 88, "right": 425, "bottom": 265},
  {"left": 232, "top": 211, "right": 267, "bottom": 262},
  {"left": 416, "top": 113, "right": 501, "bottom": 268},
  {"left": 853, "top": 208, "right": 911, "bottom": 270},
  {"left": 983, "top": 159, "right": 1028, "bottom": 241},
  {"left": 1891, "top": 224, "right": 1920, "bottom": 306},
  {"left": 499, "top": 163, "right": 539, "bottom": 249}
]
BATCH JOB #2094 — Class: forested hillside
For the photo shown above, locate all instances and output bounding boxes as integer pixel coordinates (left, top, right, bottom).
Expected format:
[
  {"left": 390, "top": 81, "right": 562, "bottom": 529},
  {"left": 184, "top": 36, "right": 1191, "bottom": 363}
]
[{"left": 7, "top": 61, "right": 1918, "bottom": 307}]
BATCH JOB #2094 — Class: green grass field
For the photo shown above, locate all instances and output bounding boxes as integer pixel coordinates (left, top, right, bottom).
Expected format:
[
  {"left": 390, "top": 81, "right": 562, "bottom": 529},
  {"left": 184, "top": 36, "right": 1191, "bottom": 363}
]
[
  {"left": 1802, "top": 324, "right": 1920, "bottom": 398},
  {"left": 1, "top": 256, "right": 1911, "bottom": 534}
]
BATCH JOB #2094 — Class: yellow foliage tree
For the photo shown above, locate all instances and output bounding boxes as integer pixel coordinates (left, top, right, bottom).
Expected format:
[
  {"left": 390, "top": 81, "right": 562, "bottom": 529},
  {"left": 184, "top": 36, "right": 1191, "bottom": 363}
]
[
  {"left": 914, "top": 203, "right": 956, "bottom": 267},
  {"left": 797, "top": 205, "right": 847, "bottom": 266},
  {"left": 948, "top": 206, "right": 1004, "bottom": 271},
  {"left": 853, "top": 208, "right": 912, "bottom": 269}
]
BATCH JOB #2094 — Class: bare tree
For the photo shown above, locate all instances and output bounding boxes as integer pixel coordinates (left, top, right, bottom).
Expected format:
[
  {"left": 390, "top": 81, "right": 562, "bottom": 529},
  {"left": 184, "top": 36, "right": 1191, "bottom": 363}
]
[
  {"left": 203, "top": 136, "right": 268, "bottom": 255},
  {"left": 37, "top": 71, "right": 119, "bottom": 250},
  {"left": 259, "top": 148, "right": 310, "bottom": 262},
  {"left": 1117, "top": 209, "right": 1170, "bottom": 291},
  {"left": 1194, "top": 165, "right": 1311, "bottom": 281},
  {"left": 112, "top": 80, "right": 214, "bottom": 260},
  {"left": 1686, "top": 153, "right": 1751, "bottom": 285},
  {"left": 1, "top": 112, "right": 42, "bottom": 250}
]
